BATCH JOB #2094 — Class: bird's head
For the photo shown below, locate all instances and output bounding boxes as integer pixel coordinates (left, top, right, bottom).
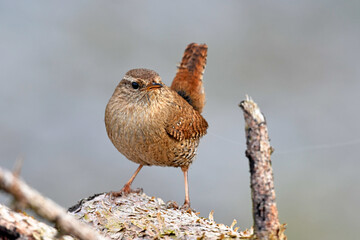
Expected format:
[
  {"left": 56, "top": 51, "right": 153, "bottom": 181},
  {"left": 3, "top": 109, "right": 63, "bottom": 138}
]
[{"left": 116, "top": 68, "right": 164, "bottom": 104}]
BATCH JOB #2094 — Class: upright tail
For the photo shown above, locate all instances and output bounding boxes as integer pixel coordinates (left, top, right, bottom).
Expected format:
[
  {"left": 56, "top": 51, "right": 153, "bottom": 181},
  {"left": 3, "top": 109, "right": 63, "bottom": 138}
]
[{"left": 171, "top": 43, "right": 208, "bottom": 113}]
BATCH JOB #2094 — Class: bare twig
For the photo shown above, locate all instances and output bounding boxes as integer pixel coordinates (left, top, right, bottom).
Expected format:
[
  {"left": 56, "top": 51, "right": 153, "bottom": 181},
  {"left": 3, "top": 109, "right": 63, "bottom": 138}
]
[
  {"left": 0, "top": 166, "right": 108, "bottom": 240},
  {"left": 0, "top": 203, "right": 74, "bottom": 239},
  {"left": 239, "top": 96, "right": 286, "bottom": 240}
]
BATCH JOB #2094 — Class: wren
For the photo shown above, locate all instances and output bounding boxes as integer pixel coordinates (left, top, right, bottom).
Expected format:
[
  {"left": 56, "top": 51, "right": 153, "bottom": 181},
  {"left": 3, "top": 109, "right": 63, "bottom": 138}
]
[{"left": 105, "top": 43, "right": 208, "bottom": 208}]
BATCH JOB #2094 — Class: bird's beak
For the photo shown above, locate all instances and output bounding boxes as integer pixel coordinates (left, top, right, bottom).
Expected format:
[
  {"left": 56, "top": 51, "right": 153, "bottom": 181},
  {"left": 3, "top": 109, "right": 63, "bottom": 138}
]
[{"left": 145, "top": 82, "right": 163, "bottom": 91}]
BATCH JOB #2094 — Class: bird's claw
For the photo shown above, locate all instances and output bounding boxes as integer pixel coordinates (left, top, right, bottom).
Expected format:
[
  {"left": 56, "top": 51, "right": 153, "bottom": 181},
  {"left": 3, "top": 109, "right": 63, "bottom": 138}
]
[
  {"left": 180, "top": 202, "right": 194, "bottom": 212},
  {"left": 107, "top": 187, "right": 143, "bottom": 199}
]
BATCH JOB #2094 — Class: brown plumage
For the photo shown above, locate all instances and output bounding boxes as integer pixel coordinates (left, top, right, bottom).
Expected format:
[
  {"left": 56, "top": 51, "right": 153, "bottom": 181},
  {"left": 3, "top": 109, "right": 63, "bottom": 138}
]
[
  {"left": 171, "top": 43, "right": 207, "bottom": 113},
  {"left": 105, "top": 43, "right": 208, "bottom": 208}
]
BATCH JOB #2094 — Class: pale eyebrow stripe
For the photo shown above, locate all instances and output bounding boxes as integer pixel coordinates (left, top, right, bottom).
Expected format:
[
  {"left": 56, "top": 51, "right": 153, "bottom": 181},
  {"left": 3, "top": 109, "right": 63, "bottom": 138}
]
[{"left": 123, "top": 75, "right": 138, "bottom": 82}]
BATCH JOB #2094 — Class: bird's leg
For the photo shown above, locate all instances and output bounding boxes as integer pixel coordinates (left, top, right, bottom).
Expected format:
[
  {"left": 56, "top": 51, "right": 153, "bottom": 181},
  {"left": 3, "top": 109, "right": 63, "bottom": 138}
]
[
  {"left": 181, "top": 166, "right": 191, "bottom": 209},
  {"left": 121, "top": 164, "right": 143, "bottom": 193},
  {"left": 111, "top": 165, "right": 143, "bottom": 197}
]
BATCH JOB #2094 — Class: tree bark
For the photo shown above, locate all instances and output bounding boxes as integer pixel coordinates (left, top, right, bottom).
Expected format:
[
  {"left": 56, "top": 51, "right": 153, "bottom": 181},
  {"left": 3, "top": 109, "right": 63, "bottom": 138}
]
[{"left": 239, "top": 96, "right": 286, "bottom": 240}]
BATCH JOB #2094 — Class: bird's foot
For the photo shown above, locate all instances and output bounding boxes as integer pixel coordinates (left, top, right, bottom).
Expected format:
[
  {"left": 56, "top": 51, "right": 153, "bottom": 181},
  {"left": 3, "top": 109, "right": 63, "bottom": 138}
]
[
  {"left": 166, "top": 200, "right": 179, "bottom": 210},
  {"left": 180, "top": 201, "right": 194, "bottom": 212},
  {"left": 107, "top": 186, "right": 143, "bottom": 199}
]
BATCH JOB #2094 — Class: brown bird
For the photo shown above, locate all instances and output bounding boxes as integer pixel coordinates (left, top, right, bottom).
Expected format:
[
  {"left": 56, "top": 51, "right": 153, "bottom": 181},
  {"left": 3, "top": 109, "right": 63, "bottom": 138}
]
[{"left": 105, "top": 43, "right": 208, "bottom": 208}]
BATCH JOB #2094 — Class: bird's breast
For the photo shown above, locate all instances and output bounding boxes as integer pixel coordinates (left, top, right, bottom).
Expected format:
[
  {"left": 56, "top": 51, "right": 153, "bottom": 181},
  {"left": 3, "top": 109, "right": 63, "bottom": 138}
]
[{"left": 105, "top": 97, "right": 172, "bottom": 165}]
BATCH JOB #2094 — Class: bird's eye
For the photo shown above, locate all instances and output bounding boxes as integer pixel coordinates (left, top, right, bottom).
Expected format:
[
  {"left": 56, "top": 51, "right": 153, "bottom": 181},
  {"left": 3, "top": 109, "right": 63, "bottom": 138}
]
[{"left": 131, "top": 82, "right": 139, "bottom": 89}]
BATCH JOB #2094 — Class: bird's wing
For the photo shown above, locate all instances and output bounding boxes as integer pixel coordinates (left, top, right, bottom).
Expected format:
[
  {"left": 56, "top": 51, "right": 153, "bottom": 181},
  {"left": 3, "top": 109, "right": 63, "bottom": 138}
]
[
  {"left": 171, "top": 43, "right": 207, "bottom": 113},
  {"left": 165, "top": 101, "right": 208, "bottom": 141}
]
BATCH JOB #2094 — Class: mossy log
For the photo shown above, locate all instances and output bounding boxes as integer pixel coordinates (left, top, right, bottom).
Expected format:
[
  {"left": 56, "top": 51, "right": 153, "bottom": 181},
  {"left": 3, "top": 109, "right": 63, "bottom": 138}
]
[{"left": 68, "top": 192, "right": 253, "bottom": 239}]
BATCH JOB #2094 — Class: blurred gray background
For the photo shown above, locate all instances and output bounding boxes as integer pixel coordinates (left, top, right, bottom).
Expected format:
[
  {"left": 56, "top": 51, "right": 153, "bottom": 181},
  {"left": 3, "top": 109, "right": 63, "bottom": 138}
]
[{"left": 1, "top": 1, "right": 359, "bottom": 239}]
